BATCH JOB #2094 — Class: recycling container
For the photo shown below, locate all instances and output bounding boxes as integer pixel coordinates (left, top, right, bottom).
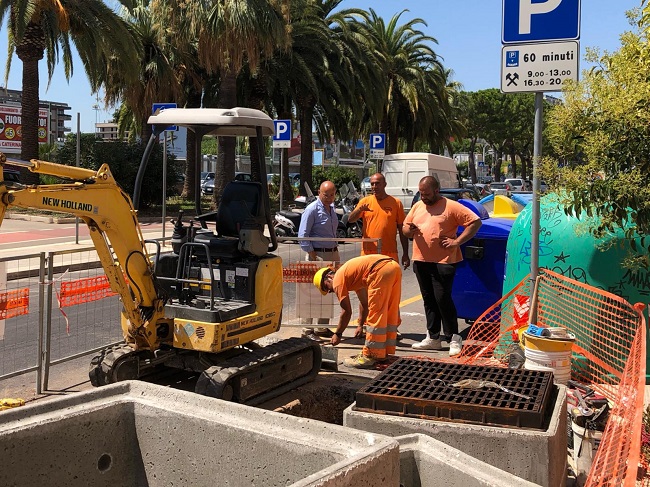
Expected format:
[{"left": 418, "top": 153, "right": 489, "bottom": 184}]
[{"left": 452, "top": 217, "right": 514, "bottom": 321}]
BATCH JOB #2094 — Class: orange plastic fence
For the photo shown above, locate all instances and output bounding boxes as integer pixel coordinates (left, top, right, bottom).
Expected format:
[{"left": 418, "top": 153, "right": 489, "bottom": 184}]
[
  {"left": 0, "top": 288, "right": 29, "bottom": 319},
  {"left": 282, "top": 262, "right": 341, "bottom": 283},
  {"left": 442, "top": 268, "right": 645, "bottom": 487},
  {"left": 58, "top": 275, "right": 117, "bottom": 307}
]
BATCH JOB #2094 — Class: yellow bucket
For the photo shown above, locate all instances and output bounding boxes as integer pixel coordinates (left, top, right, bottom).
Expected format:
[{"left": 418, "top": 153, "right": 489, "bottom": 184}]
[{"left": 520, "top": 330, "right": 575, "bottom": 353}]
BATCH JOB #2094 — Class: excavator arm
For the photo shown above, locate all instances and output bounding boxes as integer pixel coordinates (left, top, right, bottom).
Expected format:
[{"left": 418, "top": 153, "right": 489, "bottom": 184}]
[{"left": 0, "top": 153, "right": 166, "bottom": 349}]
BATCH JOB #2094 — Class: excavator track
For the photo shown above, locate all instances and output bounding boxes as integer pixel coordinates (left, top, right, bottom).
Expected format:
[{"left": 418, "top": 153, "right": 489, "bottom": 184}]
[
  {"left": 89, "top": 344, "right": 159, "bottom": 387},
  {"left": 195, "top": 337, "right": 323, "bottom": 405}
]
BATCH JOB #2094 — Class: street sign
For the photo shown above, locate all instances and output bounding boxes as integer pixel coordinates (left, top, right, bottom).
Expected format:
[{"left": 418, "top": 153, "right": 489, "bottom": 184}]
[
  {"left": 369, "top": 133, "right": 385, "bottom": 159},
  {"left": 273, "top": 120, "right": 291, "bottom": 148},
  {"left": 501, "top": 41, "right": 579, "bottom": 93},
  {"left": 502, "top": 0, "right": 580, "bottom": 44},
  {"left": 151, "top": 103, "right": 177, "bottom": 131},
  {"left": 478, "top": 161, "right": 485, "bottom": 167}
]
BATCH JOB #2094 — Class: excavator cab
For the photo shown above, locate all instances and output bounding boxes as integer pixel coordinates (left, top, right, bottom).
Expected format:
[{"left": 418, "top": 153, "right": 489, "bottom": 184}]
[{"left": 108, "top": 108, "right": 320, "bottom": 403}]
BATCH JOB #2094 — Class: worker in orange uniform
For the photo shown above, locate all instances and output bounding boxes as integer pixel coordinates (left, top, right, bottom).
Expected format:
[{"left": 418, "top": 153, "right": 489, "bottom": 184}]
[
  {"left": 348, "top": 173, "right": 409, "bottom": 267},
  {"left": 313, "top": 254, "right": 401, "bottom": 369},
  {"left": 347, "top": 173, "right": 409, "bottom": 340}
]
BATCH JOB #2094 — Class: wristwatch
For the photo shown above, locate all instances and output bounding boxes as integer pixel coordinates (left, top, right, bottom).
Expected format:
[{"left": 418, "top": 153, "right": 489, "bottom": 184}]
[{"left": 333, "top": 331, "right": 342, "bottom": 338}]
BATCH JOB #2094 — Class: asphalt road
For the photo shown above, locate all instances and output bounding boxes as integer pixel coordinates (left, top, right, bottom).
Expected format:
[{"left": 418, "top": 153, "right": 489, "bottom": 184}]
[{"left": 0, "top": 217, "right": 468, "bottom": 404}]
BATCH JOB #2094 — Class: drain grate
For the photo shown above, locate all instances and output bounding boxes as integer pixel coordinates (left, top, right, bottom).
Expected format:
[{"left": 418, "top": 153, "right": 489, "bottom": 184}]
[{"left": 354, "top": 358, "right": 554, "bottom": 429}]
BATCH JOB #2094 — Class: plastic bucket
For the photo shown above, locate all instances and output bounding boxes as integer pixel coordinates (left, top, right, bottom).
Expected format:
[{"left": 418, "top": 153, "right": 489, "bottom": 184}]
[
  {"left": 524, "top": 347, "right": 572, "bottom": 384},
  {"left": 521, "top": 331, "right": 575, "bottom": 352},
  {"left": 571, "top": 421, "right": 602, "bottom": 487}
]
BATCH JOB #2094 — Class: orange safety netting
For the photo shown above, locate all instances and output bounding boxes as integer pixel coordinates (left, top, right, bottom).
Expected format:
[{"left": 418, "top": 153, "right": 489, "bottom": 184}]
[
  {"left": 439, "top": 268, "right": 645, "bottom": 487},
  {"left": 0, "top": 288, "right": 29, "bottom": 319},
  {"left": 58, "top": 275, "right": 118, "bottom": 307},
  {"left": 282, "top": 262, "right": 341, "bottom": 283}
]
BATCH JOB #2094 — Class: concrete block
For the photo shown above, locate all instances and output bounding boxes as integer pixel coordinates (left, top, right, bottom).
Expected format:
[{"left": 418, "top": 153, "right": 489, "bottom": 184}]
[
  {"left": 344, "top": 385, "right": 567, "bottom": 487},
  {"left": 396, "top": 434, "right": 540, "bottom": 487},
  {"left": 0, "top": 381, "right": 400, "bottom": 487}
]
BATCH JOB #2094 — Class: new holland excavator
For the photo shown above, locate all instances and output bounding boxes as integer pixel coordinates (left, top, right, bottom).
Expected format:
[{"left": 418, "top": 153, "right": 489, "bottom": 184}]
[{"left": 0, "top": 107, "right": 322, "bottom": 404}]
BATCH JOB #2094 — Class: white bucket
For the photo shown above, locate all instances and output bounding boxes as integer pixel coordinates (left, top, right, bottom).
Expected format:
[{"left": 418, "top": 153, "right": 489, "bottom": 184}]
[
  {"left": 524, "top": 347, "right": 572, "bottom": 384},
  {"left": 571, "top": 421, "right": 602, "bottom": 487}
]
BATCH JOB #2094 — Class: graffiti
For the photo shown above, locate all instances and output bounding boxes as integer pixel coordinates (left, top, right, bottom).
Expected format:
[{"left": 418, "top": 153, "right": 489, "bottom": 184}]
[
  {"left": 622, "top": 269, "right": 650, "bottom": 295},
  {"left": 553, "top": 251, "right": 570, "bottom": 264},
  {"left": 551, "top": 264, "right": 588, "bottom": 283}
]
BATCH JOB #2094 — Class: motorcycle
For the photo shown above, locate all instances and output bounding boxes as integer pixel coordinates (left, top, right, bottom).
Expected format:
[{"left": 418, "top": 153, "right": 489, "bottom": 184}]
[
  {"left": 338, "top": 182, "right": 363, "bottom": 238},
  {"left": 274, "top": 182, "right": 350, "bottom": 240}
]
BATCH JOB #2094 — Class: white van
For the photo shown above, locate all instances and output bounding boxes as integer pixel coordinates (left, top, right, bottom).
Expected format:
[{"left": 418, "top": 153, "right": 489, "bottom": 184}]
[{"left": 381, "top": 152, "right": 460, "bottom": 210}]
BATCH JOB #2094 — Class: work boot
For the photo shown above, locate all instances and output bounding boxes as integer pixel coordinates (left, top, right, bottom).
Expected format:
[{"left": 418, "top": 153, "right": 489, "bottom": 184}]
[
  {"left": 449, "top": 334, "right": 463, "bottom": 357},
  {"left": 314, "top": 327, "right": 335, "bottom": 338},
  {"left": 412, "top": 337, "right": 442, "bottom": 351},
  {"left": 343, "top": 354, "right": 376, "bottom": 369}
]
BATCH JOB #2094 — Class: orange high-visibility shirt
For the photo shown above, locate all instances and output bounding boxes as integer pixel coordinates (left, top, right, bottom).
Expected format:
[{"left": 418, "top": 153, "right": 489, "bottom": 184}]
[
  {"left": 404, "top": 198, "right": 479, "bottom": 264},
  {"left": 332, "top": 254, "right": 394, "bottom": 301},
  {"left": 358, "top": 195, "right": 405, "bottom": 258}
]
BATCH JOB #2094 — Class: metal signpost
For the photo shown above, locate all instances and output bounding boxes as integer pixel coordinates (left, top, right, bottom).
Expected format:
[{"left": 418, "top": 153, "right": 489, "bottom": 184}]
[
  {"left": 369, "top": 133, "right": 385, "bottom": 171},
  {"left": 152, "top": 103, "right": 177, "bottom": 243},
  {"left": 501, "top": 0, "right": 580, "bottom": 287},
  {"left": 273, "top": 120, "right": 291, "bottom": 210}
]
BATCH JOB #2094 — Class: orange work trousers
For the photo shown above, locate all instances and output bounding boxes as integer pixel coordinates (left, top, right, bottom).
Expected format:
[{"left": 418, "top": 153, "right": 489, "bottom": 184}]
[{"left": 363, "top": 259, "right": 402, "bottom": 360}]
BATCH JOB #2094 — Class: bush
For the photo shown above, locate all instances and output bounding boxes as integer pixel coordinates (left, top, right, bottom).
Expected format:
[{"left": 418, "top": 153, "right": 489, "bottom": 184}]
[
  {"left": 312, "top": 166, "right": 360, "bottom": 191},
  {"left": 57, "top": 134, "right": 181, "bottom": 208}
]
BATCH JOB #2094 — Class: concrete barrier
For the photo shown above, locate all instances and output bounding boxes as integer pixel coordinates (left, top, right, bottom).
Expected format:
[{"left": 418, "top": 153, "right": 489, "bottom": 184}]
[
  {"left": 344, "top": 385, "right": 567, "bottom": 487},
  {"left": 396, "top": 434, "right": 541, "bottom": 487},
  {"left": 0, "top": 381, "right": 400, "bottom": 486}
]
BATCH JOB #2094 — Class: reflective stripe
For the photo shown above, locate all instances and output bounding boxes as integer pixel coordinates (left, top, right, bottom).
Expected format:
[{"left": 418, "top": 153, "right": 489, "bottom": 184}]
[
  {"left": 387, "top": 324, "right": 399, "bottom": 333},
  {"left": 365, "top": 340, "right": 387, "bottom": 350},
  {"left": 365, "top": 325, "right": 386, "bottom": 336}
]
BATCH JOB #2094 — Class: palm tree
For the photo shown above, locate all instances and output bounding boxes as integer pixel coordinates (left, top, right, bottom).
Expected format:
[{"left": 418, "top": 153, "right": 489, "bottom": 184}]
[
  {"left": 169, "top": 0, "right": 290, "bottom": 204},
  {"left": 347, "top": 9, "right": 442, "bottom": 154},
  {"left": 0, "top": 0, "right": 139, "bottom": 182}
]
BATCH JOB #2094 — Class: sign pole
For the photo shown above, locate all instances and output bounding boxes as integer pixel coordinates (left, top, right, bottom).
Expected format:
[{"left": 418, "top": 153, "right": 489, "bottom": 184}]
[
  {"left": 162, "top": 130, "right": 168, "bottom": 244},
  {"left": 530, "top": 92, "right": 543, "bottom": 289},
  {"left": 279, "top": 149, "right": 284, "bottom": 211}
]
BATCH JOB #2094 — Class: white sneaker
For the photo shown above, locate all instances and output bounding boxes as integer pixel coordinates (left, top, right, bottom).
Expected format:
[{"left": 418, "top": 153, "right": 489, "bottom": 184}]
[
  {"left": 412, "top": 337, "right": 442, "bottom": 350},
  {"left": 449, "top": 334, "right": 463, "bottom": 357}
]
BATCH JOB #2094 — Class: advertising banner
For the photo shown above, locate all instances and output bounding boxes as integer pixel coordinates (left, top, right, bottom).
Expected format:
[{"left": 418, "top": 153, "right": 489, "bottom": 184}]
[{"left": 0, "top": 105, "right": 49, "bottom": 153}]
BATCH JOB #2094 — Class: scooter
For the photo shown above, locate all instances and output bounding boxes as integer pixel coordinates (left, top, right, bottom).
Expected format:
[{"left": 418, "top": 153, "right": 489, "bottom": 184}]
[{"left": 339, "top": 182, "right": 363, "bottom": 238}]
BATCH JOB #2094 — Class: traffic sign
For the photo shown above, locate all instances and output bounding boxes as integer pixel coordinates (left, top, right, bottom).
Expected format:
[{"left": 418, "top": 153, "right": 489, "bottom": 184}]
[
  {"left": 478, "top": 161, "right": 485, "bottom": 167},
  {"left": 502, "top": 0, "right": 580, "bottom": 44},
  {"left": 369, "top": 133, "right": 385, "bottom": 159},
  {"left": 273, "top": 120, "right": 291, "bottom": 148},
  {"left": 501, "top": 41, "right": 579, "bottom": 93},
  {"left": 152, "top": 103, "right": 178, "bottom": 131}
]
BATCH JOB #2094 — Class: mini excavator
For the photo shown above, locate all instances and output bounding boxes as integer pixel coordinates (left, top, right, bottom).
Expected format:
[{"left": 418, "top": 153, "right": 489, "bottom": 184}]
[{"left": 0, "top": 107, "right": 321, "bottom": 404}]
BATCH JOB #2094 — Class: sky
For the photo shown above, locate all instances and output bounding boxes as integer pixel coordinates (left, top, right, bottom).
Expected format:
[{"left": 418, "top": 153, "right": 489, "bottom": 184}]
[{"left": 0, "top": 0, "right": 643, "bottom": 133}]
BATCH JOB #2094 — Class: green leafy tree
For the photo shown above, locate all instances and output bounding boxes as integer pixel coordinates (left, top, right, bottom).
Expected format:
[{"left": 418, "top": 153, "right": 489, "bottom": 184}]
[
  {"left": 0, "top": 0, "right": 138, "bottom": 183},
  {"left": 545, "top": 8, "right": 650, "bottom": 261}
]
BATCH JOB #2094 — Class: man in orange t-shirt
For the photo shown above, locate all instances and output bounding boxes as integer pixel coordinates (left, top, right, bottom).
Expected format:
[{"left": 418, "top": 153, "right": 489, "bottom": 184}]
[
  {"left": 348, "top": 173, "right": 409, "bottom": 267},
  {"left": 403, "top": 176, "right": 482, "bottom": 356},
  {"left": 313, "top": 254, "right": 401, "bottom": 369}
]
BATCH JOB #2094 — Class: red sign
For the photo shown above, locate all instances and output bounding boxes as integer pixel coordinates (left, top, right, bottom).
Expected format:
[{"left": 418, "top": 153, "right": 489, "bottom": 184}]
[{"left": 0, "top": 105, "right": 49, "bottom": 153}]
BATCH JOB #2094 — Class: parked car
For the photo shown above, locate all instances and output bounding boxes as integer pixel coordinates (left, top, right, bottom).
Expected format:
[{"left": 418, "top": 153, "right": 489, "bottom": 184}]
[
  {"left": 489, "top": 181, "right": 511, "bottom": 195},
  {"left": 504, "top": 178, "right": 525, "bottom": 191},
  {"left": 464, "top": 182, "right": 490, "bottom": 197},
  {"left": 202, "top": 172, "right": 252, "bottom": 195},
  {"left": 3, "top": 168, "right": 20, "bottom": 184},
  {"left": 234, "top": 172, "right": 252, "bottom": 182},
  {"left": 360, "top": 176, "right": 371, "bottom": 194}
]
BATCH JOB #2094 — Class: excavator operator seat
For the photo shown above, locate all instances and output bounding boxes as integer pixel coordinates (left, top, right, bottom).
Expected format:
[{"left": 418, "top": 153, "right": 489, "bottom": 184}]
[{"left": 194, "top": 181, "right": 269, "bottom": 261}]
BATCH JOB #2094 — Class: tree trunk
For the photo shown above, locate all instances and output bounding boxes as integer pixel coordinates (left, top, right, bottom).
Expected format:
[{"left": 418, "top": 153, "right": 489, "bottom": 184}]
[
  {"left": 298, "top": 103, "right": 315, "bottom": 198},
  {"left": 468, "top": 138, "right": 477, "bottom": 184},
  {"left": 215, "top": 71, "right": 238, "bottom": 206},
  {"left": 182, "top": 90, "right": 203, "bottom": 201}
]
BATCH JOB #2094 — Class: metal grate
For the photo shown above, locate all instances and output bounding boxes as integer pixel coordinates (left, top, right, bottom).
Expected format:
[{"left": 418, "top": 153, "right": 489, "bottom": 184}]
[{"left": 355, "top": 358, "right": 555, "bottom": 429}]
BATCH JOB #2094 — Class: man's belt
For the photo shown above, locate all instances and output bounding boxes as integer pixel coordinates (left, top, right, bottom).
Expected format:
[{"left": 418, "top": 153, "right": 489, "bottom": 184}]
[{"left": 313, "top": 247, "right": 338, "bottom": 252}]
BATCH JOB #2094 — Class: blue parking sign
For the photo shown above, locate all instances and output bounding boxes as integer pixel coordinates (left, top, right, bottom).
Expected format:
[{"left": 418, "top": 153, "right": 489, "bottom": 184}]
[
  {"left": 273, "top": 120, "right": 291, "bottom": 148},
  {"left": 502, "top": 0, "right": 580, "bottom": 44},
  {"left": 152, "top": 103, "right": 177, "bottom": 131},
  {"left": 369, "top": 133, "right": 385, "bottom": 150}
]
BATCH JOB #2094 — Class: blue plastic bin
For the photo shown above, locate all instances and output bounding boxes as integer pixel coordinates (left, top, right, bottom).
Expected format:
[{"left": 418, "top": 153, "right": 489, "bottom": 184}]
[{"left": 452, "top": 217, "right": 514, "bottom": 321}]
